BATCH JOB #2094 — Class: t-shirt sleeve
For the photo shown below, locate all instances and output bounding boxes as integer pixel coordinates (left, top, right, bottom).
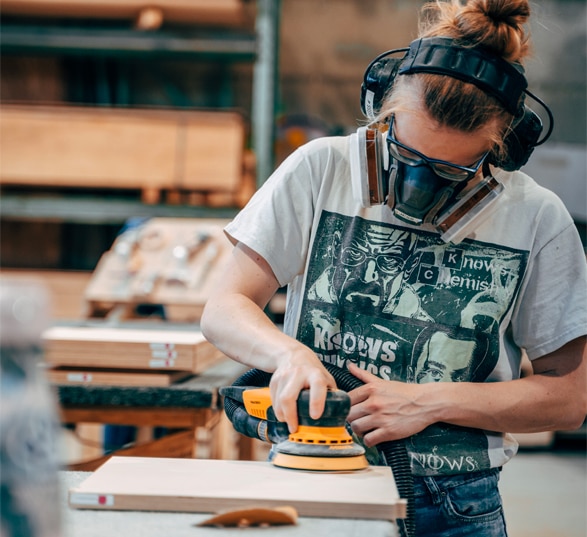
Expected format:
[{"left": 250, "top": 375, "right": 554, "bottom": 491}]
[
  {"left": 224, "top": 144, "right": 318, "bottom": 287},
  {"left": 512, "top": 204, "right": 587, "bottom": 359}
]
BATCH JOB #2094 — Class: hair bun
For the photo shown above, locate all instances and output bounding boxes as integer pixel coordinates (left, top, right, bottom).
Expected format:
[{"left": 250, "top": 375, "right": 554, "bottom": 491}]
[{"left": 421, "top": 0, "right": 531, "bottom": 63}]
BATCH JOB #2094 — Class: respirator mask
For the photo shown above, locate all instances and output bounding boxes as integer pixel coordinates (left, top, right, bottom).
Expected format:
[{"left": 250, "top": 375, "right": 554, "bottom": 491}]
[{"left": 350, "top": 121, "right": 504, "bottom": 244}]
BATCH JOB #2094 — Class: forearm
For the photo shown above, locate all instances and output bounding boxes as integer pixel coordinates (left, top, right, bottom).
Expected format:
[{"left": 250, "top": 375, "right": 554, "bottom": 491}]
[
  {"left": 431, "top": 373, "right": 585, "bottom": 434},
  {"left": 429, "top": 338, "right": 587, "bottom": 433},
  {"left": 349, "top": 338, "right": 586, "bottom": 445},
  {"left": 201, "top": 242, "right": 336, "bottom": 430},
  {"left": 201, "top": 292, "right": 303, "bottom": 373}
]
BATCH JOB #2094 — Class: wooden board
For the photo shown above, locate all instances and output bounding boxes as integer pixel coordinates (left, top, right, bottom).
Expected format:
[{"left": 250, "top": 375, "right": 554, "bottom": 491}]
[
  {"left": 46, "top": 366, "right": 192, "bottom": 387},
  {"left": 0, "top": 105, "right": 246, "bottom": 203},
  {"left": 43, "top": 326, "right": 222, "bottom": 372},
  {"left": 0, "top": 0, "right": 246, "bottom": 26},
  {"left": 69, "top": 457, "right": 406, "bottom": 521}
]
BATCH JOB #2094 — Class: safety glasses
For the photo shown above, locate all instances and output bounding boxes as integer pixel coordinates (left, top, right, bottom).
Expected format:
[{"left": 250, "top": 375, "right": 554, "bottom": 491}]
[{"left": 386, "top": 115, "right": 489, "bottom": 182}]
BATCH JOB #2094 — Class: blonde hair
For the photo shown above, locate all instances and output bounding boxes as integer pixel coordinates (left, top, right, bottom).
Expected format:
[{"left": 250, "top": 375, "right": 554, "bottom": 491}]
[{"left": 378, "top": 0, "right": 532, "bottom": 158}]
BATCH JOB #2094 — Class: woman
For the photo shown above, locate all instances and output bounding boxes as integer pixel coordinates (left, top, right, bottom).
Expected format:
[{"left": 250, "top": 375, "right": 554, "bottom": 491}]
[{"left": 202, "top": 1, "right": 586, "bottom": 535}]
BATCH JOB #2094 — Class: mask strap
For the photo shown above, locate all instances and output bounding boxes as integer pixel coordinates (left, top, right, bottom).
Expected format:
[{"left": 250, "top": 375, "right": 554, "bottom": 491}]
[{"left": 386, "top": 162, "right": 398, "bottom": 209}]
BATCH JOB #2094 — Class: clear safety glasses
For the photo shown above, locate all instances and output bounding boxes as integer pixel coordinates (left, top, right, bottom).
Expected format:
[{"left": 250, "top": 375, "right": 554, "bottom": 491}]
[{"left": 386, "top": 115, "right": 489, "bottom": 182}]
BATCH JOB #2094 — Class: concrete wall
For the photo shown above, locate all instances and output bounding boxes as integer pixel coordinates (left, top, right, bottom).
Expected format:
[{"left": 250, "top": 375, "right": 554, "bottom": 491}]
[
  {"left": 277, "top": 0, "right": 586, "bottom": 142},
  {"left": 526, "top": 1, "right": 586, "bottom": 145}
]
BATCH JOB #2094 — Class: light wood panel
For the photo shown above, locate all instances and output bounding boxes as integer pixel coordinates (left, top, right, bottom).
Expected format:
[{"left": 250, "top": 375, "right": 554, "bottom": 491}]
[
  {"left": 43, "top": 326, "right": 222, "bottom": 372},
  {"left": 69, "top": 456, "right": 406, "bottom": 521},
  {"left": 0, "top": 0, "right": 246, "bottom": 26},
  {"left": 0, "top": 105, "right": 246, "bottom": 203},
  {"left": 47, "top": 366, "right": 191, "bottom": 386},
  {"left": 0, "top": 270, "right": 92, "bottom": 319}
]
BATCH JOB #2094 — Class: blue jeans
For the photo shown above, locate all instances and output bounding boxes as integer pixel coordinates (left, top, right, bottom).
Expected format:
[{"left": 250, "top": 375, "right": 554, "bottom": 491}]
[{"left": 411, "top": 468, "right": 508, "bottom": 537}]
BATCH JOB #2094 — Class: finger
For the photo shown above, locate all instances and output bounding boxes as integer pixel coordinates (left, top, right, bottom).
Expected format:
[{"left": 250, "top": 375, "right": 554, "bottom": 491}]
[
  {"left": 285, "top": 409, "right": 299, "bottom": 434},
  {"left": 348, "top": 415, "right": 389, "bottom": 447},
  {"left": 346, "top": 401, "right": 369, "bottom": 423},
  {"left": 348, "top": 414, "right": 374, "bottom": 438},
  {"left": 270, "top": 383, "right": 299, "bottom": 433},
  {"left": 308, "top": 382, "right": 327, "bottom": 421},
  {"left": 363, "top": 427, "right": 402, "bottom": 446},
  {"left": 309, "top": 369, "right": 337, "bottom": 420},
  {"left": 361, "top": 429, "right": 381, "bottom": 448},
  {"left": 348, "top": 362, "right": 379, "bottom": 382},
  {"left": 348, "top": 385, "right": 368, "bottom": 405},
  {"left": 280, "top": 395, "right": 299, "bottom": 433}
]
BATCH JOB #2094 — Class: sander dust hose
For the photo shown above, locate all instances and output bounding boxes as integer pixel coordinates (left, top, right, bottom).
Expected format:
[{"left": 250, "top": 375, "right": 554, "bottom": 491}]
[{"left": 223, "top": 363, "right": 415, "bottom": 537}]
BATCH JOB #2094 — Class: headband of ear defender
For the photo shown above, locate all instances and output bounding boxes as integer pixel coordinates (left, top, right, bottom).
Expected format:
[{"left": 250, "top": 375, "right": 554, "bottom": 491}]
[{"left": 398, "top": 37, "right": 527, "bottom": 115}]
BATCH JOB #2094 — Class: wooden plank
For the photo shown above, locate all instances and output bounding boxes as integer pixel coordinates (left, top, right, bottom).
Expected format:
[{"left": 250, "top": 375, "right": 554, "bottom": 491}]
[
  {"left": 56, "top": 358, "right": 248, "bottom": 411},
  {"left": 44, "top": 349, "right": 199, "bottom": 371},
  {"left": 60, "top": 407, "right": 214, "bottom": 428},
  {"left": 0, "top": 106, "right": 177, "bottom": 190},
  {"left": 69, "top": 457, "right": 406, "bottom": 520},
  {"left": 0, "top": 105, "right": 246, "bottom": 199},
  {"left": 0, "top": 0, "right": 246, "bottom": 26},
  {"left": 182, "top": 117, "right": 244, "bottom": 192},
  {"left": 47, "top": 367, "right": 192, "bottom": 387},
  {"left": 44, "top": 325, "right": 207, "bottom": 349},
  {"left": 43, "top": 326, "right": 222, "bottom": 372}
]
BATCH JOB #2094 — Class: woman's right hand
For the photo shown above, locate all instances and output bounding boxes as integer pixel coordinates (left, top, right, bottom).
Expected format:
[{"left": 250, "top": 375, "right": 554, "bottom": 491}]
[
  {"left": 269, "top": 348, "right": 336, "bottom": 433},
  {"left": 202, "top": 241, "right": 335, "bottom": 432}
]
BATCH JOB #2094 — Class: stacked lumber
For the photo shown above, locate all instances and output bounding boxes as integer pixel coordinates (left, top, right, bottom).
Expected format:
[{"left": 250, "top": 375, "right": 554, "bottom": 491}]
[
  {"left": 1, "top": 0, "right": 247, "bottom": 27},
  {"left": 0, "top": 105, "right": 255, "bottom": 207},
  {"left": 32, "top": 218, "right": 234, "bottom": 387},
  {"left": 44, "top": 325, "right": 224, "bottom": 386}
]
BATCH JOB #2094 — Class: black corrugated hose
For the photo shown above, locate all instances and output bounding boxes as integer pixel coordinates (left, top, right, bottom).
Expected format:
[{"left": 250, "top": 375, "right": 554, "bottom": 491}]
[{"left": 222, "top": 364, "right": 415, "bottom": 537}]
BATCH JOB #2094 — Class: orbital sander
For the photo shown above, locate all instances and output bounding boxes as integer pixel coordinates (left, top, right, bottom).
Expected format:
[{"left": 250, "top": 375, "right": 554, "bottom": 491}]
[{"left": 219, "top": 386, "right": 368, "bottom": 471}]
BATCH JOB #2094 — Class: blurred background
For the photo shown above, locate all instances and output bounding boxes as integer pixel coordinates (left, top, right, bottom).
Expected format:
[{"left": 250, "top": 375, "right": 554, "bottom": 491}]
[{"left": 0, "top": 0, "right": 585, "bottom": 274}]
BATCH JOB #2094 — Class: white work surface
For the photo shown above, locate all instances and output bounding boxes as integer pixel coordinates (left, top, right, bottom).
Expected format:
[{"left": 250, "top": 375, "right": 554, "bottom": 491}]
[{"left": 61, "top": 471, "right": 399, "bottom": 537}]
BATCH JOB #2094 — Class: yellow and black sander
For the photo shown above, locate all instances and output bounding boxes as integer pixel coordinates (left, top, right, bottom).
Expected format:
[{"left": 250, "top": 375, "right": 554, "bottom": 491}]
[{"left": 219, "top": 385, "right": 368, "bottom": 471}]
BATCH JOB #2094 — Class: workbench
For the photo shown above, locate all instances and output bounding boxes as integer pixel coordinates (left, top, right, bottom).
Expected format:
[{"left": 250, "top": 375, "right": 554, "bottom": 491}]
[
  {"left": 55, "top": 357, "right": 252, "bottom": 469},
  {"left": 60, "top": 471, "right": 399, "bottom": 537}
]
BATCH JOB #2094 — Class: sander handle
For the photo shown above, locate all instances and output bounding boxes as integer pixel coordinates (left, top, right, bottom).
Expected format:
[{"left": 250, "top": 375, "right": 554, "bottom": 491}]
[
  {"left": 220, "top": 385, "right": 289, "bottom": 444},
  {"left": 219, "top": 385, "right": 354, "bottom": 442}
]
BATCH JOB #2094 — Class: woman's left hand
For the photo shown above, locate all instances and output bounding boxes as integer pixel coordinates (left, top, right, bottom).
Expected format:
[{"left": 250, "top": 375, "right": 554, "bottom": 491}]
[{"left": 346, "top": 363, "right": 437, "bottom": 446}]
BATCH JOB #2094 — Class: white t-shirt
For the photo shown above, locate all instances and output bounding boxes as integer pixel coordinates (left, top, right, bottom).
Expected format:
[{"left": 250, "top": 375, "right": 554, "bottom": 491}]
[{"left": 225, "top": 135, "right": 587, "bottom": 476}]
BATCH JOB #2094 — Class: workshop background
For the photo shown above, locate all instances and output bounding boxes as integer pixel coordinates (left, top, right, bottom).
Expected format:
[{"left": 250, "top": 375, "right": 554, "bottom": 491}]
[
  {"left": 1, "top": 0, "right": 585, "bottom": 272},
  {"left": 0, "top": 1, "right": 585, "bottom": 537}
]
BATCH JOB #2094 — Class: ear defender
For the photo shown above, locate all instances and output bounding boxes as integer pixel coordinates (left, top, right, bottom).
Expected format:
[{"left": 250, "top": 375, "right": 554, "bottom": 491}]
[
  {"left": 490, "top": 101, "right": 545, "bottom": 171},
  {"left": 359, "top": 37, "right": 554, "bottom": 173},
  {"left": 360, "top": 50, "right": 407, "bottom": 120}
]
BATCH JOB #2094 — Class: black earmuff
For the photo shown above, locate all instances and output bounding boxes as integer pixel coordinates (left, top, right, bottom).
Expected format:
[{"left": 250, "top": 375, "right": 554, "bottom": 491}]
[
  {"left": 359, "top": 37, "right": 553, "bottom": 172},
  {"left": 360, "top": 48, "right": 407, "bottom": 120}
]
